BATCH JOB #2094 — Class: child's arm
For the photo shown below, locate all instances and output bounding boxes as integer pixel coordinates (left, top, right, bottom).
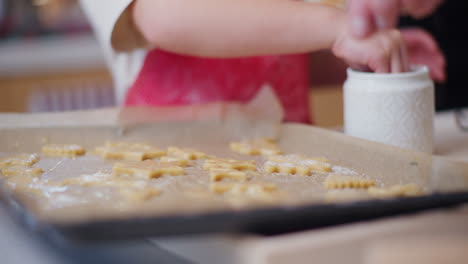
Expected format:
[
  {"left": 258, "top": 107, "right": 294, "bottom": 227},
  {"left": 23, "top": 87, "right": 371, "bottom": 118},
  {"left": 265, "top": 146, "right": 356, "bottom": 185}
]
[
  {"left": 133, "top": 0, "right": 342, "bottom": 57},
  {"left": 132, "top": 0, "right": 408, "bottom": 73}
]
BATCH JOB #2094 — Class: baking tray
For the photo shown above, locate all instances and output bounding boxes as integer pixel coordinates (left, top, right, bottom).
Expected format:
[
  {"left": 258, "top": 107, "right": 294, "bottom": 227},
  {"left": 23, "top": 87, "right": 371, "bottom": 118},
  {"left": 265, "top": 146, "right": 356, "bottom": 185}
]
[
  {"left": 1, "top": 96, "right": 468, "bottom": 243},
  {"left": 0, "top": 122, "right": 467, "bottom": 243},
  {"left": 3, "top": 186, "right": 468, "bottom": 243}
]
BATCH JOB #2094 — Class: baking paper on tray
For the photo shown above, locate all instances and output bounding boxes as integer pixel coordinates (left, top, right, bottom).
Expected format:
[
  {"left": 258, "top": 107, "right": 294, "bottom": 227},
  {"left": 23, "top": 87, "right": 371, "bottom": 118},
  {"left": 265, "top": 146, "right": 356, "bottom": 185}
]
[
  {"left": 0, "top": 123, "right": 466, "bottom": 224},
  {"left": 0, "top": 87, "right": 467, "bottom": 224}
]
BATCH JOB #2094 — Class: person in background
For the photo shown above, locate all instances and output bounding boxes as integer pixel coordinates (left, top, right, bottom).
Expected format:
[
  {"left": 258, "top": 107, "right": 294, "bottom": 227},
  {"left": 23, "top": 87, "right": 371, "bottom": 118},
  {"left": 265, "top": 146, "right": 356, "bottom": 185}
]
[{"left": 79, "top": 0, "right": 445, "bottom": 124}]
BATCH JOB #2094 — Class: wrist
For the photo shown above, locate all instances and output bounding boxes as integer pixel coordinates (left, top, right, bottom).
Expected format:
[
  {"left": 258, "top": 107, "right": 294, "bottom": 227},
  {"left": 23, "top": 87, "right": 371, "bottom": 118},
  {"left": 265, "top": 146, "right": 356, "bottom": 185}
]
[{"left": 327, "top": 9, "right": 347, "bottom": 51}]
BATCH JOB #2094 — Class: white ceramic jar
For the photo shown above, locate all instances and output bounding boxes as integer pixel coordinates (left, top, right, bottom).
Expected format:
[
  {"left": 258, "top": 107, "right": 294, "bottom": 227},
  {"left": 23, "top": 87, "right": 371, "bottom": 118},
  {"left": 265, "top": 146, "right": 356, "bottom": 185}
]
[{"left": 344, "top": 66, "right": 435, "bottom": 154}]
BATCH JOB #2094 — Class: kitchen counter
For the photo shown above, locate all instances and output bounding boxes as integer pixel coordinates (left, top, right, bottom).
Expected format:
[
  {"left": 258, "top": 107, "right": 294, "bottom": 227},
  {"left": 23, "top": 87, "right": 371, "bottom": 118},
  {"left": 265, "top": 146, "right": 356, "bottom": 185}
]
[
  {"left": 434, "top": 111, "right": 468, "bottom": 160},
  {"left": 0, "top": 111, "right": 467, "bottom": 264},
  {"left": 0, "top": 34, "right": 106, "bottom": 77}
]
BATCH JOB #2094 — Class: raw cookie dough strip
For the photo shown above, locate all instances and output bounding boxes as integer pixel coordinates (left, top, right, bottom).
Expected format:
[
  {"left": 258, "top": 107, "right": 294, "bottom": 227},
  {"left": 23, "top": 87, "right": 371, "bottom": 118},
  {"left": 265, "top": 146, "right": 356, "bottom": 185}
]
[
  {"left": 210, "top": 182, "right": 277, "bottom": 195},
  {"left": 109, "top": 180, "right": 161, "bottom": 202},
  {"left": 166, "top": 147, "right": 210, "bottom": 160},
  {"left": 368, "top": 184, "right": 425, "bottom": 198},
  {"left": 120, "top": 187, "right": 161, "bottom": 202},
  {"left": 113, "top": 160, "right": 184, "bottom": 179},
  {"left": 160, "top": 156, "right": 190, "bottom": 167},
  {"left": 264, "top": 161, "right": 310, "bottom": 176},
  {"left": 264, "top": 154, "right": 331, "bottom": 175},
  {"left": 230, "top": 138, "right": 282, "bottom": 156},
  {"left": 61, "top": 171, "right": 114, "bottom": 186},
  {"left": 0, "top": 154, "right": 44, "bottom": 187},
  {"left": 324, "top": 174, "right": 375, "bottom": 189},
  {"left": 2, "top": 166, "right": 43, "bottom": 178},
  {"left": 0, "top": 153, "right": 40, "bottom": 168},
  {"left": 4, "top": 175, "right": 43, "bottom": 194},
  {"left": 209, "top": 168, "right": 248, "bottom": 182},
  {"left": 60, "top": 172, "right": 161, "bottom": 202},
  {"left": 95, "top": 142, "right": 165, "bottom": 161},
  {"left": 42, "top": 144, "right": 85, "bottom": 158},
  {"left": 203, "top": 158, "right": 257, "bottom": 171}
]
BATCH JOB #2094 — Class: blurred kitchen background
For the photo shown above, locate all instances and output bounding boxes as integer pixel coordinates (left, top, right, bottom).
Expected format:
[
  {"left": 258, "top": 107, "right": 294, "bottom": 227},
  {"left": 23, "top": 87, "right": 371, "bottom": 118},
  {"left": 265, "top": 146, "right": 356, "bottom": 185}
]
[
  {"left": 0, "top": 0, "right": 467, "bottom": 128},
  {"left": 0, "top": 0, "right": 114, "bottom": 114}
]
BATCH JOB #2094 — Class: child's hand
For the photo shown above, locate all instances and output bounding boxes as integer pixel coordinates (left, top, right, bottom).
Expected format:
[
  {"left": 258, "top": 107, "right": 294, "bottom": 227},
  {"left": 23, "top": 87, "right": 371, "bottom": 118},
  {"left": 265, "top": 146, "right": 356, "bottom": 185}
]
[{"left": 332, "top": 27, "right": 409, "bottom": 73}]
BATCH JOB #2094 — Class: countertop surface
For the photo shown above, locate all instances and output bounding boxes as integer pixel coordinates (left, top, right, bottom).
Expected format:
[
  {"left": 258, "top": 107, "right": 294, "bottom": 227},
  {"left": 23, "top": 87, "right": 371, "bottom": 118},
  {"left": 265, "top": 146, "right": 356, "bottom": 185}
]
[
  {"left": 0, "top": 34, "right": 106, "bottom": 77},
  {"left": 0, "top": 111, "right": 467, "bottom": 264}
]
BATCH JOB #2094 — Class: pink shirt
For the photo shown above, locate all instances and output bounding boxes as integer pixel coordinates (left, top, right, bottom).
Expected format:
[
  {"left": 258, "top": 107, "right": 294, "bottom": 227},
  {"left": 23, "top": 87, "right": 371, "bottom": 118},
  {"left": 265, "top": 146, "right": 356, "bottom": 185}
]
[{"left": 125, "top": 49, "right": 312, "bottom": 123}]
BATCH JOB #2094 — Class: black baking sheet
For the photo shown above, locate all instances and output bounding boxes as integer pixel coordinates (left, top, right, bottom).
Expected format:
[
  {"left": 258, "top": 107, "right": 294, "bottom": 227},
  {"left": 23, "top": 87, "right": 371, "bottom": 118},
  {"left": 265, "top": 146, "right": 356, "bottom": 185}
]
[{"left": 2, "top": 188, "right": 468, "bottom": 243}]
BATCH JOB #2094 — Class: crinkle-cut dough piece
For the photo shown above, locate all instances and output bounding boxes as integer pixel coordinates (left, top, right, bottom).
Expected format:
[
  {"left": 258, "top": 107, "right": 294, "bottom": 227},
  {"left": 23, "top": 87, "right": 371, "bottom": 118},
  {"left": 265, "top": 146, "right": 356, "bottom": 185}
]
[
  {"left": 167, "top": 147, "right": 209, "bottom": 160},
  {"left": 0, "top": 153, "right": 40, "bottom": 168},
  {"left": 61, "top": 171, "right": 114, "bottom": 186},
  {"left": 324, "top": 174, "right": 375, "bottom": 189},
  {"left": 113, "top": 160, "right": 184, "bottom": 179},
  {"left": 368, "top": 184, "right": 425, "bottom": 198},
  {"left": 105, "top": 179, "right": 149, "bottom": 190},
  {"left": 95, "top": 142, "right": 165, "bottom": 161},
  {"left": 210, "top": 182, "right": 277, "bottom": 195},
  {"left": 62, "top": 173, "right": 161, "bottom": 202},
  {"left": 325, "top": 189, "right": 370, "bottom": 202},
  {"left": 268, "top": 154, "right": 329, "bottom": 164},
  {"left": 211, "top": 182, "right": 281, "bottom": 203},
  {"left": 119, "top": 186, "right": 161, "bottom": 202},
  {"left": 2, "top": 166, "right": 43, "bottom": 178},
  {"left": 184, "top": 190, "right": 218, "bottom": 200},
  {"left": 3, "top": 175, "right": 60, "bottom": 197},
  {"left": 209, "top": 168, "right": 247, "bottom": 182},
  {"left": 264, "top": 161, "right": 310, "bottom": 176},
  {"left": 61, "top": 172, "right": 158, "bottom": 196},
  {"left": 11, "top": 183, "right": 44, "bottom": 197},
  {"left": 42, "top": 144, "right": 85, "bottom": 158},
  {"left": 264, "top": 154, "right": 332, "bottom": 175},
  {"left": 203, "top": 158, "right": 257, "bottom": 171},
  {"left": 160, "top": 156, "right": 190, "bottom": 167},
  {"left": 230, "top": 138, "right": 282, "bottom": 156},
  {"left": 5, "top": 175, "right": 38, "bottom": 191},
  {"left": 242, "top": 184, "right": 278, "bottom": 197}
]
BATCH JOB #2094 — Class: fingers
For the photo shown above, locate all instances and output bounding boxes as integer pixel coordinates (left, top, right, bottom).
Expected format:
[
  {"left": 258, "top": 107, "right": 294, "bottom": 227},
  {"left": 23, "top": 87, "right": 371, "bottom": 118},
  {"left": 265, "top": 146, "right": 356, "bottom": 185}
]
[
  {"left": 348, "top": 0, "right": 443, "bottom": 38},
  {"left": 392, "top": 31, "right": 410, "bottom": 73},
  {"left": 430, "top": 56, "right": 446, "bottom": 82},
  {"left": 371, "top": 0, "right": 400, "bottom": 30},
  {"left": 333, "top": 27, "right": 409, "bottom": 75},
  {"left": 402, "top": 0, "right": 444, "bottom": 19},
  {"left": 435, "top": 50, "right": 446, "bottom": 81},
  {"left": 389, "top": 42, "right": 409, "bottom": 73},
  {"left": 401, "top": 27, "right": 446, "bottom": 81},
  {"left": 372, "top": 52, "right": 390, "bottom": 73},
  {"left": 422, "top": 47, "right": 446, "bottom": 82},
  {"left": 368, "top": 30, "right": 407, "bottom": 74},
  {"left": 348, "top": 0, "right": 375, "bottom": 38},
  {"left": 401, "top": 28, "right": 438, "bottom": 52},
  {"left": 399, "top": 40, "right": 410, "bottom": 72},
  {"left": 367, "top": 38, "right": 390, "bottom": 74},
  {"left": 390, "top": 46, "right": 403, "bottom": 73},
  {"left": 348, "top": 0, "right": 400, "bottom": 38},
  {"left": 349, "top": 64, "right": 372, "bottom": 73}
]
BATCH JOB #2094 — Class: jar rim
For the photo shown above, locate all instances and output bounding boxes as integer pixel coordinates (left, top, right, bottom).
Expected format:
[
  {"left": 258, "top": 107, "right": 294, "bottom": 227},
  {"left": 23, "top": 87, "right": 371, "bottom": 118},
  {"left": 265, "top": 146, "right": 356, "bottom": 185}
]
[{"left": 347, "top": 65, "right": 429, "bottom": 79}]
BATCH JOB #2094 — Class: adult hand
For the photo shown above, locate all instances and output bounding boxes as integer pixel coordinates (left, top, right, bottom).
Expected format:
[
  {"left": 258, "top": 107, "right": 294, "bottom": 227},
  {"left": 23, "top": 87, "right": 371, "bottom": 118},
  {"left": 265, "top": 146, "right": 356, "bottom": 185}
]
[
  {"left": 402, "top": 28, "right": 446, "bottom": 82},
  {"left": 332, "top": 28, "right": 409, "bottom": 73},
  {"left": 348, "top": 0, "right": 444, "bottom": 38}
]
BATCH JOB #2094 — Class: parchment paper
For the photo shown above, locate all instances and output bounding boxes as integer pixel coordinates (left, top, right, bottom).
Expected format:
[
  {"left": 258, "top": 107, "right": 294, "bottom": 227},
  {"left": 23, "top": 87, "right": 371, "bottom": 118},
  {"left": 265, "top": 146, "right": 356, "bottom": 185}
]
[{"left": 0, "top": 88, "right": 467, "bottom": 225}]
